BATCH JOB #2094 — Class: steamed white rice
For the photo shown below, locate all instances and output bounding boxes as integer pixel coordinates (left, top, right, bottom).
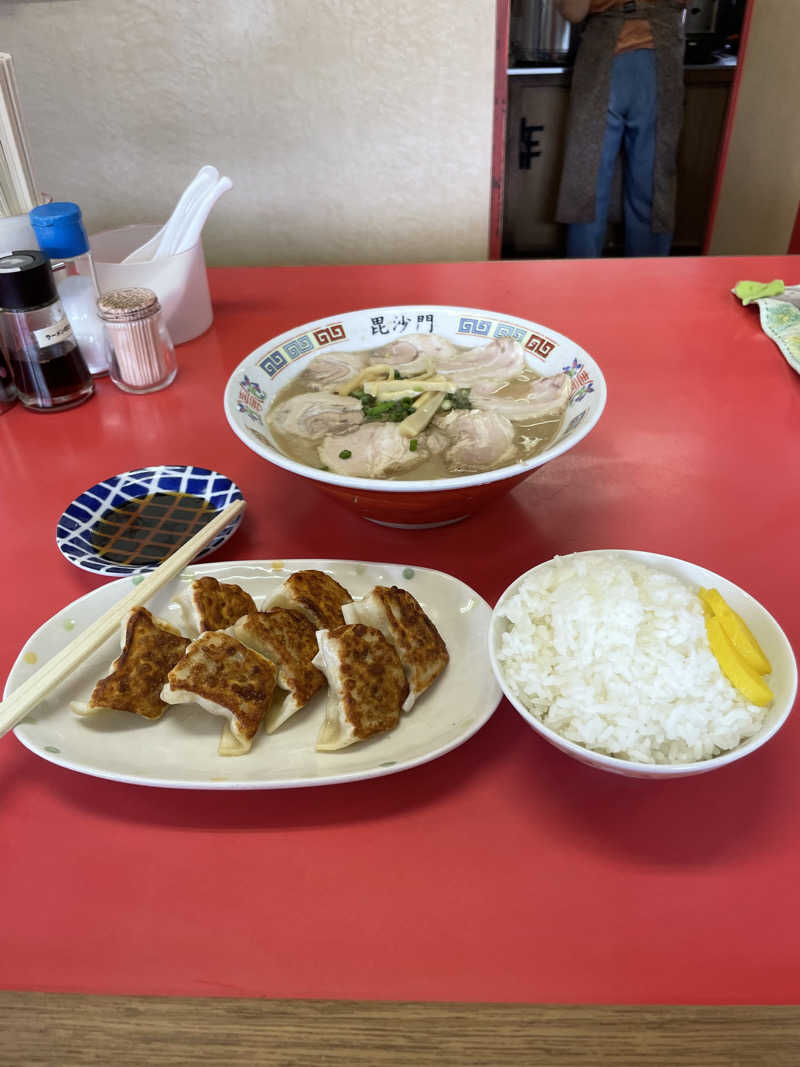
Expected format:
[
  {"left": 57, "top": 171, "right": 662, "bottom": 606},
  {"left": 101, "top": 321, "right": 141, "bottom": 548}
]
[{"left": 496, "top": 553, "right": 767, "bottom": 765}]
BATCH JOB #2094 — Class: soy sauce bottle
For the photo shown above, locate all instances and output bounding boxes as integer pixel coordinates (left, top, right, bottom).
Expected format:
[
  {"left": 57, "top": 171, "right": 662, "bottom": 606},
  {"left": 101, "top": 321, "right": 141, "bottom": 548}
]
[{"left": 0, "top": 250, "right": 93, "bottom": 412}]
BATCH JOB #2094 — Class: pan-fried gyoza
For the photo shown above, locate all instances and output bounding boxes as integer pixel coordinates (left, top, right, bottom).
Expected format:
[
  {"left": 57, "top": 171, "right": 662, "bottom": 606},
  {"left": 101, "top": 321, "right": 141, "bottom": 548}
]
[
  {"left": 227, "top": 608, "right": 326, "bottom": 733},
  {"left": 71, "top": 573, "right": 448, "bottom": 757},
  {"left": 70, "top": 607, "right": 189, "bottom": 721},
  {"left": 161, "top": 630, "right": 277, "bottom": 756}
]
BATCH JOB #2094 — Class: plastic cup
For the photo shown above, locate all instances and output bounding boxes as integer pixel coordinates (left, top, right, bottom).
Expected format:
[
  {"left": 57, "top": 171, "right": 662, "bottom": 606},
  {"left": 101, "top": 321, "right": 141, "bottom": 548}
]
[
  {"left": 0, "top": 195, "right": 52, "bottom": 256},
  {"left": 88, "top": 224, "right": 213, "bottom": 345},
  {"left": 0, "top": 212, "right": 39, "bottom": 256}
]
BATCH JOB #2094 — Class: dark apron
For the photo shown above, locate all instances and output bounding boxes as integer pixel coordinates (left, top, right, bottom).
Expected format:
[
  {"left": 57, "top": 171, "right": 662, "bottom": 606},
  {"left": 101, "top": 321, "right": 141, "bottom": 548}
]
[{"left": 555, "top": 1, "right": 685, "bottom": 234}]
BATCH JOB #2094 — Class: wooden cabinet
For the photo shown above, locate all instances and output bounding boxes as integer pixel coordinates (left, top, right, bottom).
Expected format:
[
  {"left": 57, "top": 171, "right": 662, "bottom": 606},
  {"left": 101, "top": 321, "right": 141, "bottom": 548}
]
[
  {"left": 673, "top": 73, "right": 735, "bottom": 252},
  {"left": 501, "top": 65, "right": 734, "bottom": 257},
  {"left": 502, "top": 76, "right": 571, "bottom": 258}
]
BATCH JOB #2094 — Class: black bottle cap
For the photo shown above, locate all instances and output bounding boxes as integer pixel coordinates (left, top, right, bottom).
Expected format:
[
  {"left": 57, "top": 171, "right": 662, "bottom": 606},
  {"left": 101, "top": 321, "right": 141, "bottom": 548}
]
[{"left": 0, "top": 250, "right": 58, "bottom": 311}]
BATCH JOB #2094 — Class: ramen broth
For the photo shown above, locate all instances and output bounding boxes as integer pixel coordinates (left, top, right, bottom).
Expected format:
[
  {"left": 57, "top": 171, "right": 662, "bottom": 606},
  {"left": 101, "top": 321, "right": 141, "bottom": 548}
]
[{"left": 267, "top": 351, "right": 567, "bottom": 480}]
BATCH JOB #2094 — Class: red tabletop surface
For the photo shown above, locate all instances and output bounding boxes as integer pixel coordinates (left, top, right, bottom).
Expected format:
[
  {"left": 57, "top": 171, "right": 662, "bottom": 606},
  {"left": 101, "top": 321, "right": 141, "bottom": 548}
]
[{"left": 1, "top": 256, "right": 798, "bottom": 1004}]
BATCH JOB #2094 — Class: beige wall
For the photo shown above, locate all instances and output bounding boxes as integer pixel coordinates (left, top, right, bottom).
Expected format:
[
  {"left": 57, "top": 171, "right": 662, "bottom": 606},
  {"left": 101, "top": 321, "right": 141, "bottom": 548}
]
[
  {"left": 2, "top": 0, "right": 496, "bottom": 266},
  {"left": 708, "top": 0, "right": 800, "bottom": 255}
]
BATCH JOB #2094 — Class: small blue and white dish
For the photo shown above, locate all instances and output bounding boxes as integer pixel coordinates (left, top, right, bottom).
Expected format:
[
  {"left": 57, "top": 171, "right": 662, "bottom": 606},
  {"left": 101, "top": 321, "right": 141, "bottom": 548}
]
[{"left": 56, "top": 465, "right": 246, "bottom": 577}]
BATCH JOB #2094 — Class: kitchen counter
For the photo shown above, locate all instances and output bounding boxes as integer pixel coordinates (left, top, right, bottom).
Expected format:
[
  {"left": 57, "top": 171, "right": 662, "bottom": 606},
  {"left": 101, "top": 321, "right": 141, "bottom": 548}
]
[{"left": 508, "top": 52, "right": 737, "bottom": 78}]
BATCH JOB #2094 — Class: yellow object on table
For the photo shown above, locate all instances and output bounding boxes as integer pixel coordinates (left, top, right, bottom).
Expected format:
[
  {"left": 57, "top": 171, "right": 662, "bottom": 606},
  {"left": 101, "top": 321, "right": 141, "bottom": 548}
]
[
  {"left": 701, "top": 587, "right": 773, "bottom": 707},
  {"left": 733, "top": 279, "right": 785, "bottom": 306},
  {"left": 699, "top": 587, "right": 772, "bottom": 675}
]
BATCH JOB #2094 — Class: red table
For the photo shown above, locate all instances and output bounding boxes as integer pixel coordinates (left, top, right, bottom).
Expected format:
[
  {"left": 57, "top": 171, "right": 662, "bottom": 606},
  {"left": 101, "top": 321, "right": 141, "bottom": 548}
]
[{"left": 1, "top": 255, "right": 798, "bottom": 1006}]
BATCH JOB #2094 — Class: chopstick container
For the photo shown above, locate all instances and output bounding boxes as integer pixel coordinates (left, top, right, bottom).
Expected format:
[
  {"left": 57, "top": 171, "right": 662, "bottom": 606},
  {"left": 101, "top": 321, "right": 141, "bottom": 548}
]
[
  {"left": 97, "top": 287, "right": 177, "bottom": 394},
  {"left": 89, "top": 223, "right": 213, "bottom": 345}
]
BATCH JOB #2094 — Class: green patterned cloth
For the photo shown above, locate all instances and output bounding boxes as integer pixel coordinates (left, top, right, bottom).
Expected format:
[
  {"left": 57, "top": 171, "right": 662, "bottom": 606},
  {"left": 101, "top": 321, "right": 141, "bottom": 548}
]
[{"left": 733, "top": 280, "right": 800, "bottom": 375}]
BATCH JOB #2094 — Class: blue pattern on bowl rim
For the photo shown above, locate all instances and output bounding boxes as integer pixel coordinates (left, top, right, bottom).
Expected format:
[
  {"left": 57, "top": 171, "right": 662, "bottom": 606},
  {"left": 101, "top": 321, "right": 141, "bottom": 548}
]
[{"left": 56, "top": 465, "right": 245, "bottom": 577}]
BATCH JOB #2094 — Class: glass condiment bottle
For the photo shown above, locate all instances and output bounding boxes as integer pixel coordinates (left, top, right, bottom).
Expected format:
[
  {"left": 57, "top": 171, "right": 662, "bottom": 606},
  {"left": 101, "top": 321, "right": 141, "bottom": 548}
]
[
  {"left": 0, "top": 250, "right": 94, "bottom": 412},
  {"left": 97, "top": 287, "right": 177, "bottom": 394},
  {"left": 29, "top": 201, "right": 111, "bottom": 376},
  {"left": 0, "top": 348, "right": 16, "bottom": 413}
]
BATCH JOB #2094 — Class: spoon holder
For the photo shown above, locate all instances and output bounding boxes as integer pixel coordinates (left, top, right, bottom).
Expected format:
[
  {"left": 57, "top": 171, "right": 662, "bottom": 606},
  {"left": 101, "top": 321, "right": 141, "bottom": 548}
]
[{"left": 89, "top": 224, "right": 213, "bottom": 345}]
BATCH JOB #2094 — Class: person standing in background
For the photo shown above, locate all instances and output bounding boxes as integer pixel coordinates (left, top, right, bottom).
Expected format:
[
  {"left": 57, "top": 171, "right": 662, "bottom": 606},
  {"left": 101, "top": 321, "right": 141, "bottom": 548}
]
[{"left": 555, "top": 0, "right": 687, "bottom": 257}]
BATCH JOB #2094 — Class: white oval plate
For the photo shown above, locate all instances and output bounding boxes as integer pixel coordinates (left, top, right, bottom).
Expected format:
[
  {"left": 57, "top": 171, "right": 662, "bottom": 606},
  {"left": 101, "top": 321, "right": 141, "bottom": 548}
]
[
  {"left": 489, "top": 550, "right": 798, "bottom": 779},
  {"left": 8, "top": 559, "right": 501, "bottom": 789}
]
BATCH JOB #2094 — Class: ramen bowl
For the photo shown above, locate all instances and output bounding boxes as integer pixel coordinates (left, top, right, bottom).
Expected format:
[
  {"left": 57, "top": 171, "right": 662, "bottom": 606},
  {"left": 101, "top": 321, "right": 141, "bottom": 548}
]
[{"left": 224, "top": 305, "right": 607, "bottom": 527}]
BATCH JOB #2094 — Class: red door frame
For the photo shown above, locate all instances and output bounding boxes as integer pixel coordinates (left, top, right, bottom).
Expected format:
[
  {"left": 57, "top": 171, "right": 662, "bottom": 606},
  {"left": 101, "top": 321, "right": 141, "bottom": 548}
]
[
  {"left": 789, "top": 205, "right": 800, "bottom": 256},
  {"left": 489, "top": 0, "right": 511, "bottom": 260},
  {"left": 702, "top": 0, "right": 800, "bottom": 255},
  {"left": 702, "top": 0, "right": 755, "bottom": 254}
]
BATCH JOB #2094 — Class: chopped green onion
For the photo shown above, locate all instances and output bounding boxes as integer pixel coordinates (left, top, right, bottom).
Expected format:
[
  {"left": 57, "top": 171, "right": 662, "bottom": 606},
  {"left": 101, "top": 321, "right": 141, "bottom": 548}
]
[
  {"left": 360, "top": 394, "right": 417, "bottom": 422},
  {"left": 338, "top": 449, "right": 352, "bottom": 459},
  {"left": 445, "top": 387, "right": 472, "bottom": 410},
  {"left": 409, "top": 439, "right": 418, "bottom": 452}
]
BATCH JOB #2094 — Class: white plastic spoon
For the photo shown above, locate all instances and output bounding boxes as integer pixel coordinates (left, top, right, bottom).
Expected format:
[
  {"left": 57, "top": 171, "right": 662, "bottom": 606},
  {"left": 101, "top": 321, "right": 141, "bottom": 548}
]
[
  {"left": 165, "top": 176, "right": 233, "bottom": 256},
  {"left": 122, "top": 165, "right": 218, "bottom": 263}
]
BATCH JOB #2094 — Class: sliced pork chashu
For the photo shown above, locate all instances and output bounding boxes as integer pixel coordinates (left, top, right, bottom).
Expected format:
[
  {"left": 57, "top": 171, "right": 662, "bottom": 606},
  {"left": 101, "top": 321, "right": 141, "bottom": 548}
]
[
  {"left": 318, "top": 422, "right": 430, "bottom": 478},
  {"left": 269, "top": 392, "right": 363, "bottom": 439},
  {"left": 297, "top": 350, "right": 367, "bottom": 391},
  {"left": 434, "top": 336, "right": 525, "bottom": 389},
  {"left": 267, "top": 569, "right": 352, "bottom": 631},
  {"left": 342, "top": 586, "right": 448, "bottom": 711},
  {"left": 161, "top": 631, "right": 277, "bottom": 755},
  {"left": 470, "top": 372, "right": 571, "bottom": 422},
  {"left": 369, "top": 333, "right": 456, "bottom": 377},
  {"left": 71, "top": 607, "right": 189, "bottom": 721},
  {"left": 313, "top": 624, "right": 409, "bottom": 751},
  {"left": 435, "top": 409, "right": 516, "bottom": 473},
  {"left": 227, "top": 608, "right": 326, "bottom": 733}
]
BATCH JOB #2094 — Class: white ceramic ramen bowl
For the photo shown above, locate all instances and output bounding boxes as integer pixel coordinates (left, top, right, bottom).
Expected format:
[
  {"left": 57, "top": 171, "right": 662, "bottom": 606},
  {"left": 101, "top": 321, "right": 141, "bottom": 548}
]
[
  {"left": 223, "top": 305, "right": 607, "bottom": 527},
  {"left": 489, "top": 550, "right": 798, "bottom": 779}
]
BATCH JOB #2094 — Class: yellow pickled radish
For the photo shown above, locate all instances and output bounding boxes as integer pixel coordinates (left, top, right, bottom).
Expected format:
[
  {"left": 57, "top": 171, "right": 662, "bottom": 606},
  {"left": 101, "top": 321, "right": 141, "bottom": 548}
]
[
  {"left": 705, "top": 615, "right": 773, "bottom": 707},
  {"left": 699, "top": 587, "right": 772, "bottom": 675}
]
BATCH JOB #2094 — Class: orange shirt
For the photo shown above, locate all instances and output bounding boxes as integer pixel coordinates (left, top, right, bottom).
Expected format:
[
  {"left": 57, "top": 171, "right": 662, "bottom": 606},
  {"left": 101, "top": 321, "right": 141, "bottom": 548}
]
[{"left": 589, "top": 0, "right": 654, "bottom": 54}]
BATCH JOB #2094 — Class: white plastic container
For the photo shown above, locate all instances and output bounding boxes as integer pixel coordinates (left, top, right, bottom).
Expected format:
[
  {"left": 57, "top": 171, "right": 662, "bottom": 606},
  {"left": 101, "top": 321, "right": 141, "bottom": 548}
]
[
  {"left": 0, "top": 212, "right": 38, "bottom": 255},
  {"left": 89, "top": 224, "right": 213, "bottom": 345}
]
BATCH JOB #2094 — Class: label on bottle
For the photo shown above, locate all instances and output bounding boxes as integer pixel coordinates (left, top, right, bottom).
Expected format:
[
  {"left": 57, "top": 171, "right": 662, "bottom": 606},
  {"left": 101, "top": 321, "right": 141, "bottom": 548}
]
[{"left": 33, "top": 316, "right": 75, "bottom": 349}]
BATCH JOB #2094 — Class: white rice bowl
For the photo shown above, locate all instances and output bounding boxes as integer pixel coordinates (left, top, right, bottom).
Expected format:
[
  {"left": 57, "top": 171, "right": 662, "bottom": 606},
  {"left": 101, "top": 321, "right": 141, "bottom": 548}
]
[{"left": 490, "top": 551, "right": 797, "bottom": 778}]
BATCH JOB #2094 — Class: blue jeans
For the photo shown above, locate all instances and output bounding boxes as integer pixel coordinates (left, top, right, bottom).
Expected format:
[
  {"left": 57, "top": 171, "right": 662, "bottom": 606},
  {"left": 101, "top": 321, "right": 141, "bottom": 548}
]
[{"left": 566, "top": 49, "right": 673, "bottom": 258}]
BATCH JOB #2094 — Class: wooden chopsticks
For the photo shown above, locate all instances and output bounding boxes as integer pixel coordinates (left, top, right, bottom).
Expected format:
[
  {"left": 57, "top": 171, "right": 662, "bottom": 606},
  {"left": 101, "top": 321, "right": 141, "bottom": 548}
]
[{"left": 0, "top": 498, "right": 246, "bottom": 738}]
